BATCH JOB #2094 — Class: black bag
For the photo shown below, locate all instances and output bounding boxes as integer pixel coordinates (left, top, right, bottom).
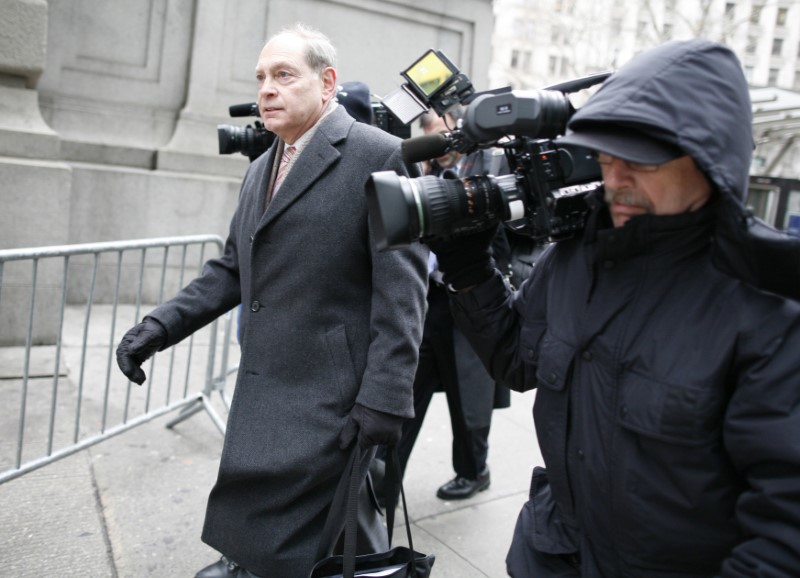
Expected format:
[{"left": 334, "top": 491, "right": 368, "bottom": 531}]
[{"left": 309, "top": 445, "right": 435, "bottom": 578}]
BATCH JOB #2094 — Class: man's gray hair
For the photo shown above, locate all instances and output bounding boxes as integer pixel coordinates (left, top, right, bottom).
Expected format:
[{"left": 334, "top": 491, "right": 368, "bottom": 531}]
[{"left": 270, "top": 22, "right": 337, "bottom": 73}]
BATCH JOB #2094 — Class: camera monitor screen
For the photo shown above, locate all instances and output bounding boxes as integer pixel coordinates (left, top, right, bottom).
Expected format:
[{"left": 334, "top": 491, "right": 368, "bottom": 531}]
[{"left": 402, "top": 49, "right": 458, "bottom": 98}]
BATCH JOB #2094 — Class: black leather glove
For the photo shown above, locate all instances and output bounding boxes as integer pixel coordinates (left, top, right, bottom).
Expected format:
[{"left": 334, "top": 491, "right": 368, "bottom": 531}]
[
  {"left": 116, "top": 317, "right": 167, "bottom": 385},
  {"left": 339, "top": 403, "right": 405, "bottom": 449},
  {"left": 427, "top": 224, "right": 499, "bottom": 290}
]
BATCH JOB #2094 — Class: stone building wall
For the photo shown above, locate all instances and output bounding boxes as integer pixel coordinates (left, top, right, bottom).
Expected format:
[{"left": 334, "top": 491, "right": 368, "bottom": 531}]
[{"left": 0, "top": 0, "right": 494, "bottom": 343}]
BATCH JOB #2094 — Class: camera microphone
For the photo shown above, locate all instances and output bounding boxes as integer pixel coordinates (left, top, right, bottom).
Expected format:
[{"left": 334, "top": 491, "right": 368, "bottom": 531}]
[
  {"left": 229, "top": 102, "right": 259, "bottom": 117},
  {"left": 401, "top": 133, "right": 451, "bottom": 164}
]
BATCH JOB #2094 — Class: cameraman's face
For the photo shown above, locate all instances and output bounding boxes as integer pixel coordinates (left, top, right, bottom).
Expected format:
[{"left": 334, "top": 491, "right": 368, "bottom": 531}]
[
  {"left": 600, "top": 154, "right": 712, "bottom": 228},
  {"left": 423, "top": 114, "right": 461, "bottom": 169},
  {"left": 256, "top": 34, "right": 337, "bottom": 144}
]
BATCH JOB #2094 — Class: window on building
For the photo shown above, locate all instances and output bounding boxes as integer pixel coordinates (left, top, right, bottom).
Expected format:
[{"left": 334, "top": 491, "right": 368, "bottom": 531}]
[
  {"left": 561, "top": 57, "right": 570, "bottom": 76},
  {"left": 611, "top": 17, "right": 622, "bottom": 36},
  {"left": 772, "top": 38, "right": 783, "bottom": 57},
  {"left": 746, "top": 36, "right": 758, "bottom": 54},
  {"left": 750, "top": 4, "right": 762, "bottom": 24},
  {"left": 768, "top": 68, "right": 779, "bottom": 85},
  {"left": 793, "top": 70, "right": 800, "bottom": 91},
  {"left": 511, "top": 49, "right": 520, "bottom": 69},
  {"left": 522, "top": 51, "right": 532, "bottom": 72},
  {"left": 663, "top": 23, "right": 673, "bottom": 39},
  {"left": 776, "top": 7, "right": 788, "bottom": 26},
  {"left": 725, "top": 2, "right": 736, "bottom": 18},
  {"left": 549, "top": 55, "right": 558, "bottom": 75},
  {"left": 744, "top": 66, "right": 755, "bottom": 82},
  {"left": 637, "top": 20, "right": 647, "bottom": 39}
]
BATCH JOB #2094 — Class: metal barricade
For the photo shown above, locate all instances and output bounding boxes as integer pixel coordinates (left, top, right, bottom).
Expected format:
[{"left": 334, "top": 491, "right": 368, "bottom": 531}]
[{"left": 0, "top": 236, "right": 237, "bottom": 484}]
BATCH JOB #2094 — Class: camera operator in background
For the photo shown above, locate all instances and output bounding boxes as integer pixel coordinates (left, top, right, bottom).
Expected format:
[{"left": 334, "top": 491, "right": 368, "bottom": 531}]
[
  {"left": 429, "top": 39, "right": 800, "bottom": 576},
  {"left": 115, "top": 22, "right": 427, "bottom": 578},
  {"left": 378, "top": 105, "right": 514, "bottom": 502},
  {"left": 336, "top": 80, "right": 374, "bottom": 125},
  {"left": 418, "top": 107, "right": 465, "bottom": 177}
]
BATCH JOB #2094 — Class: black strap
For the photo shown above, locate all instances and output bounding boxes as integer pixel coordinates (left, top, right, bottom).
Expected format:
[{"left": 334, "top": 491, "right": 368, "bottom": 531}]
[
  {"left": 315, "top": 446, "right": 360, "bottom": 561},
  {"left": 342, "top": 445, "right": 362, "bottom": 578},
  {"left": 316, "top": 445, "right": 418, "bottom": 578},
  {"left": 382, "top": 446, "right": 415, "bottom": 555}
]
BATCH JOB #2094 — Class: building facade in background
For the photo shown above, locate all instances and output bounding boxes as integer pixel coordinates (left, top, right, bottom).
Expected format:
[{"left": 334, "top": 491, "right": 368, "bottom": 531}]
[
  {"left": 0, "top": 0, "right": 494, "bottom": 253},
  {"left": 489, "top": 0, "right": 800, "bottom": 228},
  {"left": 491, "top": 0, "right": 800, "bottom": 91}
]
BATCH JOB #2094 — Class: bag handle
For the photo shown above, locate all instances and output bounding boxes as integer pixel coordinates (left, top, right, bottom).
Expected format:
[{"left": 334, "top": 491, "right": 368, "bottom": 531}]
[
  {"left": 316, "top": 444, "right": 418, "bottom": 578},
  {"left": 382, "top": 446, "right": 415, "bottom": 554}
]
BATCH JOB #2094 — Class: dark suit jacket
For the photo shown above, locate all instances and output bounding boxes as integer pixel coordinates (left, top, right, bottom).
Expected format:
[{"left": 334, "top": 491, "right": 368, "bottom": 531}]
[{"left": 149, "top": 105, "right": 427, "bottom": 576}]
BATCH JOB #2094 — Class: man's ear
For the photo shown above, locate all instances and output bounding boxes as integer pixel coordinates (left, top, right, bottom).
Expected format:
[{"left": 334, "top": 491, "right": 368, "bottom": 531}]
[{"left": 320, "top": 66, "right": 337, "bottom": 100}]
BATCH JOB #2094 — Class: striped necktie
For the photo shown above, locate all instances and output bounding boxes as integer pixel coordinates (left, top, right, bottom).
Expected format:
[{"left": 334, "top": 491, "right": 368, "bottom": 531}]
[{"left": 273, "top": 145, "right": 296, "bottom": 193}]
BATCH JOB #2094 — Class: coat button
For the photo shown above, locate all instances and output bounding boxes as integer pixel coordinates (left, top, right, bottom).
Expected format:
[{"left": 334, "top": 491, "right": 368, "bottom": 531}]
[
  {"left": 581, "top": 350, "right": 592, "bottom": 361},
  {"left": 577, "top": 449, "right": 585, "bottom": 460},
  {"left": 250, "top": 300, "right": 261, "bottom": 312}
]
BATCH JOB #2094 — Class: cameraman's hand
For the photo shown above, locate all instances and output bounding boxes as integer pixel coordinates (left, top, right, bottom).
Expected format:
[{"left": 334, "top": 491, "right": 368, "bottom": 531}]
[
  {"left": 339, "top": 403, "right": 405, "bottom": 449},
  {"left": 427, "top": 224, "right": 499, "bottom": 291},
  {"left": 116, "top": 317, "right": 167, "bottom": 385}
]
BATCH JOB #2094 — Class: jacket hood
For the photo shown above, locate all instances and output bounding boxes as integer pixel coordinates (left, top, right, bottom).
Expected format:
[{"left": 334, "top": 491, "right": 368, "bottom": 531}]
[{"left": 564, "top": 39, "right": 753, "bottom": 207}]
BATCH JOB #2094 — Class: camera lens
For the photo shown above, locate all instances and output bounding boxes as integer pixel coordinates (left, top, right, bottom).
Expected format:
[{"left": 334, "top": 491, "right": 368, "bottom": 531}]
[
  {"left": 217, "top": 124, "right": 276, "bottom": 160},
  {"left": 366, "top": 171, "right": 523, "bottom": 249},
  {"left": 416, "top": 175, "right": 497, "bottom": 238},
  {"left": 218, "top": 124, "right": 243, "bottom": 155}
]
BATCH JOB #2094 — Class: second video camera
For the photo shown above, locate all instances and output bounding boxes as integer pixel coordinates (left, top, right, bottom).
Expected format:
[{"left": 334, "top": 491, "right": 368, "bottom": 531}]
[
  {"left": 366, "top": 49, "right": 609, "bottom": 249},
  {"left": 217, "top": 102, "right": 276, "bottom": 162}
]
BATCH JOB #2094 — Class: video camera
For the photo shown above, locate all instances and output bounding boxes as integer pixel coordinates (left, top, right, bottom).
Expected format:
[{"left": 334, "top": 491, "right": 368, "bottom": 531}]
[
  {"left": 381, "top": 49, "right": 476, "bottom": 125},
  {"left": 366, "top": 49, "right": 610, "bottom": 250},
  {"left": 371, "top": 102, "right": 411, "bottom": 140},
  {"left": 218, "top": 99, "right": 411, "bottom": 161},
  {"left": 217, "top": 102, "right": 276, "bottom": 162}
]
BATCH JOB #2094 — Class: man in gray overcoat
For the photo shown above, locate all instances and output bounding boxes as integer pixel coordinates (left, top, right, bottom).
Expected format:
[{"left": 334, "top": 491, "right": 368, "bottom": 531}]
[{"left": 116, "top": 23, "right": 427, "bottom": 578}]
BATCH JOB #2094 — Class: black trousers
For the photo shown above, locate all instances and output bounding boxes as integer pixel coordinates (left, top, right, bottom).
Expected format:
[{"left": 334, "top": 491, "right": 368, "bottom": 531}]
[{"left": 395, "top": 283, "right": 490, "bottom": 481}]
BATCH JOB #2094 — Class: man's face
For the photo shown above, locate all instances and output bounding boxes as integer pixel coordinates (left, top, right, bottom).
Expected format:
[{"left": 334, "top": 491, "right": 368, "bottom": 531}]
[
  {"left": 600, "top": 154, "right": 712, "bottom": 228},
  {"left": 423, "top": 114, "right": 462, "bottom": 169},
  {"left": 255, "top": 34, "right": 337, "bottom": 144}
]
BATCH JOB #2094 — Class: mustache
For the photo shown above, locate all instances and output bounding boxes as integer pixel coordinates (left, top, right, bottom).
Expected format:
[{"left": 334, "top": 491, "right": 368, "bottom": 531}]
[{"left": 604, "top": 188, "right": 652, "bottom": 209}]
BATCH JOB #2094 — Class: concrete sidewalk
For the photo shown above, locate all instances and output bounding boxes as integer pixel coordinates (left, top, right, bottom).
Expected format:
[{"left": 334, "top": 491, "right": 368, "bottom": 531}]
[{"left": 0, "top": 333, "right": 541, "bottom": 577}]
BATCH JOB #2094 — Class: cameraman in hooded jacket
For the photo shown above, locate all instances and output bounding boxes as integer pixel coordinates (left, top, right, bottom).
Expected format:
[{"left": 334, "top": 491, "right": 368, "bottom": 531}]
[{"left": 430, "top": 39, "right": 800, "bottom": 577}]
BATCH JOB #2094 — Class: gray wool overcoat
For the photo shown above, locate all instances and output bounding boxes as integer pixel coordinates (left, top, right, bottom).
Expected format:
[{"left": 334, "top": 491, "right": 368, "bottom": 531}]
[{"left": 148, "top": 105, "right": 428, "bottom": 576}]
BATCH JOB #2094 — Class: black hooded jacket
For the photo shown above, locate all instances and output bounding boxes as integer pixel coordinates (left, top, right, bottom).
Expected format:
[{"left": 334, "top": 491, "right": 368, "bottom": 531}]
[{"left": 450, "top": 39, "right": 800, "bottom": 577}]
